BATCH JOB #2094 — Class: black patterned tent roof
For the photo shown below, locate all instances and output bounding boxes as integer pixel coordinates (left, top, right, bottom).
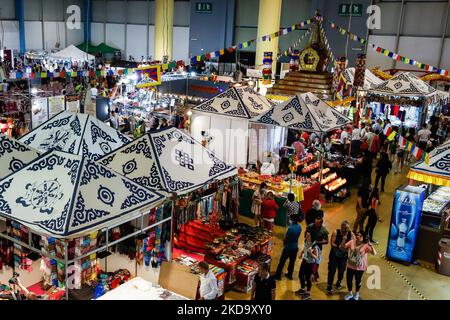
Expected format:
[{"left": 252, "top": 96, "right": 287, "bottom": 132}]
[
  {"left": 19, "top": 111, "right": 131, "bottom": 161},
  {"left": 0, "top": 151, "right": 164, "bottom": 238},
  {"left": 193, "top": 87, "right": 276, "bottom": 119},
  {"left": 98, "top": 127, "right": 237, "bottom": 195},
  {"left": 251, "top": 92, "right": 351, "bottom": 133},
  {"left": 0, "top": 134, "right": 40, "bottom": 180}
]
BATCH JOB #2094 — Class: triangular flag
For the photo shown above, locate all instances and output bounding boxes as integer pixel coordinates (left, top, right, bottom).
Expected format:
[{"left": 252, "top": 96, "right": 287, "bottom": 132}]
[
  {"left": 415, "top": 148, "right": 423, "bottom": 160},
  {"left": 406, "top": 142, "right": 413, "bottom": 152},
  {"left": 387, "top": 131, "right": 396, "bottom": 141},
  {"left": 425, "top": 153, "right": 430, "bottom": 165}
]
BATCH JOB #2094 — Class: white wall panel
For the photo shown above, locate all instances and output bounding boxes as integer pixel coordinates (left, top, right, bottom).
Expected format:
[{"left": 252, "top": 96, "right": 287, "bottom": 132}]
[
  {"left": 106, "top": 23, "right": 125, "bottom": 52},
  {"left": 396, "top": 36, "right": 441, "bottom": 70},
  {"left": 126, "top": 24, "right": 148, "bottom": 61},
  {"left": 366, "top": 35, "right": 397, "bottom": 70},
  {"left": 173, "top": 26, "right": 190, "bottom": 61},
  {"left": 66, "top": 23, "right": 84, "bottom": 47},
  {"left": 148, "top": 25, "right": 155, "bottom": 59},
  {"left": 25, "top": 21, "right": 43, "bottom": 50},
  {"left": 92, "top": 22, "right": 105, "bottom": 45},
  {"left": 0, "top": 21, "right": 20, "bottom": 50},
  {"left": 43, "top": 21, "right": 66, "bottom": 50},
  {"left": 441, "top": 38, "right": 450, "bottom": 72}
]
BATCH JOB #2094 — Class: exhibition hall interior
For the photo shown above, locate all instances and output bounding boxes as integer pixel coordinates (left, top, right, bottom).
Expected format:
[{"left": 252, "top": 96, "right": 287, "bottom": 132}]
[{"left": 0, "top": 0, "right": 449, "bottom": 302}]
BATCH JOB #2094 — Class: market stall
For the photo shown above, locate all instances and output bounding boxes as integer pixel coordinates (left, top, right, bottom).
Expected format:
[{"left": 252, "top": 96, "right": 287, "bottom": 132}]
[
  {"left": 246, "top": 92, "right": 352, "bottom": 222},
  {"left": 19, "top": 111, "right": 131, "bottom": 160},
  {"left": 366, "top": 72, "right": 448, "bottom": 129},
  {"left": 386, "top": 140, "right": 450, "bottom": 269},
  {"left": 191, "top": 86, "right": 279, "bottom": 167},
  {"left": 97, "top": 126, "right": 237, "bottom": 195},
  {"left": 0, "top": 149, "right": 170, "bottom": 299}
]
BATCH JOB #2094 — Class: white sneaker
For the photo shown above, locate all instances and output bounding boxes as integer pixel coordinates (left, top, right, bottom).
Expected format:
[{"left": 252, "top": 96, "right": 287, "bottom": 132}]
[
  {"left": 354, "top": 292, "right": 360, "bottom": 300},
  {"left": 344, "top": 292, "right": 354, "bottom": 300}
]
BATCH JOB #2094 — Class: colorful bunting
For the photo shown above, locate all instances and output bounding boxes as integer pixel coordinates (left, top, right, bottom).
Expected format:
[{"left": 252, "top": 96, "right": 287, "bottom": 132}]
[
  {"left": 190, "top": 17, "right": 315, "bottom": 63},
  {"left": 327, "top": 19, "right": 449, "bottom": 77}
]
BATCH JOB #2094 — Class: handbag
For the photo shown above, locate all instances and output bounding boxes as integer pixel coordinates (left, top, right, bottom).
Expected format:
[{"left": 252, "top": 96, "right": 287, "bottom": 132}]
[{"left": 347, "top": 247, "right": 362, "bottom": 268}]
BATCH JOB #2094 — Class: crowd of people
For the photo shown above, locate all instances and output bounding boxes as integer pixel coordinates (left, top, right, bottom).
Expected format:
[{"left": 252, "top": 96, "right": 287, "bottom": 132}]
[{"left": 248, "top": 115, "right": 449, "bottom": 301}]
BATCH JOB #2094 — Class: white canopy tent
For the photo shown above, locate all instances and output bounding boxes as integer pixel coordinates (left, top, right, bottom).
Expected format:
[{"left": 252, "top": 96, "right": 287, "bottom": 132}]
[
  {"left": 50, "top": 45, "right": 95, "bottom": 61},
  {"left": 98, "top": 126, "right": 237, "bottom": 196},
  {"left": 251, "top": 92, "right": 352, "bottom": 132},
  {"left": 0, "top": 150, "right": 165, "bottom": 238},
  {"left": 19, "top": 111, "right": 131, "bottom": 160},
  {"left": 0, "top": 134, "right": 40, "bottom": 180},
  {"left": 407, "top": 140, "right": 450, "bottom": 187},
  {"left": 343, "top": 67, "right": 383, "bottom": 90},
  {"left": 191, "top": 86, "right": 283, "bottom": 166}
]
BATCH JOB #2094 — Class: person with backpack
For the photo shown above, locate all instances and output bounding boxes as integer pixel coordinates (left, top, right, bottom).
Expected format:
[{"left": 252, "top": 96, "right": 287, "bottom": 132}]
[
  {"left": 274, "top": 214, "right": 302, "bottom": 281},
  {"left": 295, "top": 230, "right": 319, "bottom": 300},
  {"left": 326, "top": 221, "right": 354, "bottom": 294},
  {"left": 344, "top": 231, "right": 377, "bottom": 300}
]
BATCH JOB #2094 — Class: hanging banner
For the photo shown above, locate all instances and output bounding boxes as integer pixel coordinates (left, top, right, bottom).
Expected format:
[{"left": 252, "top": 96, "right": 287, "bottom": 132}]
[
  {"left": 48, "top": 95, "right": 65, "bottom": 118},
  {"left": 262, "top": 52, "right": 273, "bottom": 85},
  {"left": 135, "top": 65, "right": 161, "bottom": 88},
  {"left": 31, "top": 97, "right": 49, "bottom": 129}
]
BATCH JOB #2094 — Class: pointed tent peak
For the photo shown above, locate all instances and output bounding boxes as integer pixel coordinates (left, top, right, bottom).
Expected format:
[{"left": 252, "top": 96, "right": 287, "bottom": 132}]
[
  {"left": 252, "top": 92, "right": 351, "bottom": 133},
  {"left": 0, "top": 150, "right": 164, "bottom": 238},
  {"left": 51, "top": 44, "right": 95, "bottom": 61},
  {"left": 19, "top": 111, "right": 131, "bottom": 161},
  {"left": 344, "top": 67, "right": 383, "bottom": 89},
  {"left": 369, "top": 72, "right": 437, "bottom": 97},
  {"left": 0, "top": 134, "right": 41, "bottom": 180},
  {"left": 193, "top": 86, "right": 275, "bottom": 119},
  {"left": 98, "top": 126, "right": 236, "bottom": 195}
]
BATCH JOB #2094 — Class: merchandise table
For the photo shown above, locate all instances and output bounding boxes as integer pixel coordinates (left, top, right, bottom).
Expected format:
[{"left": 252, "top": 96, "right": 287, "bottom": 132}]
[
  {"left": 239, "top": 182, "right": 321, "bottom": 226},
  {"left": 96, "top": 277, "right": 189, "bottom": 300}
]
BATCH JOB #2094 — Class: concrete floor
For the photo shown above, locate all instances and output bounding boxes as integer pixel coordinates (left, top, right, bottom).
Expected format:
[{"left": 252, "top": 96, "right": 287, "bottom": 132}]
[{"left": 227, "top": 165, "right": 450, "bottom": 300}]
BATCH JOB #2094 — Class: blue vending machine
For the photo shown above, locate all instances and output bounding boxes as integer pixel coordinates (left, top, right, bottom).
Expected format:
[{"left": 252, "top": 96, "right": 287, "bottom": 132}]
[{"left": 386, "top": 185, "right": 427, "bottom": 264}]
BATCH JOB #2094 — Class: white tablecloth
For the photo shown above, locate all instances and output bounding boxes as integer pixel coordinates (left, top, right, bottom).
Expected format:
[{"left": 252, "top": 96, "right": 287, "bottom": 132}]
[{"left": 96, "top": 277, "right": 189, "bottom": 300}]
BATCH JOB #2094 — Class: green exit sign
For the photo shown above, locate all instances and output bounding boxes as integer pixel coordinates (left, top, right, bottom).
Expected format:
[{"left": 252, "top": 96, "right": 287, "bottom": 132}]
[
  {"left": 196, "top": 2, "right": 212, "bottom": 13},
  {"left": 339, "top": 3, "right": 363, "bottom": 16}
]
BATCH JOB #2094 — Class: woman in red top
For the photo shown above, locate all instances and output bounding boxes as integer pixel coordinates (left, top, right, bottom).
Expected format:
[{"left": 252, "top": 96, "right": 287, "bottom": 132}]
[{"left": 261, "top": 192, "right": 279, "bottom": 233}]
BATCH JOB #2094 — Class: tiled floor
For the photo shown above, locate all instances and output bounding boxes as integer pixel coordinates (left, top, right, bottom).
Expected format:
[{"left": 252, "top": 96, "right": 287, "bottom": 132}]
[{"left": 227, "top": 166, "right": 450, "bottom": 300}]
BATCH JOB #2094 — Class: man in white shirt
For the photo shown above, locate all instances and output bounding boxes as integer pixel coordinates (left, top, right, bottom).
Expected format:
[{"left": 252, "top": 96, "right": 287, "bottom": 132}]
[
  {"left": 351, "top": 124, "right": 361, "bottom": 141},
  {"left": 90, "top": 85, "right": 98, "bottom": 98},
  {"left": 198, "top": 262, "right": 218, "bottom": 300},
  {"left": 340, "top": 126, "right": 349, "bottom": 144},
  {"left": 417, "top": 123, "right": 432, "bottom": 150}
]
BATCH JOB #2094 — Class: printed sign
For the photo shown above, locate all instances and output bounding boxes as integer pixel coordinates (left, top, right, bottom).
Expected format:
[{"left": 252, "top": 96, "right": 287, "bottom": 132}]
[
  {"left": 339, "top": 3, "right": 363, "bottom": 17},
  {"left": 135, "top": 65, "right": 161, "bottom": 88},
  {"left": 196, "top": 2, "right": 212, "bottom": 13}
]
